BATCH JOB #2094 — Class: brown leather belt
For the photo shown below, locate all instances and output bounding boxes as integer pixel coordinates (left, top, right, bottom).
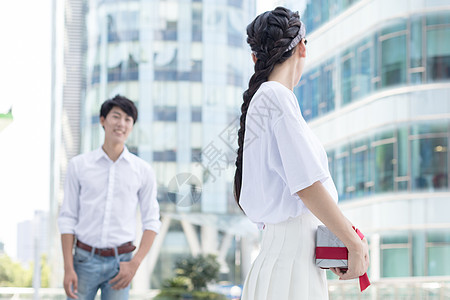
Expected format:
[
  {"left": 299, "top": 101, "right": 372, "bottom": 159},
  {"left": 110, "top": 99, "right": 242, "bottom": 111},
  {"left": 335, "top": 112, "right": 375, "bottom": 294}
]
[{"left": 76, "top": 240, "right": 136, "bottom": 257}]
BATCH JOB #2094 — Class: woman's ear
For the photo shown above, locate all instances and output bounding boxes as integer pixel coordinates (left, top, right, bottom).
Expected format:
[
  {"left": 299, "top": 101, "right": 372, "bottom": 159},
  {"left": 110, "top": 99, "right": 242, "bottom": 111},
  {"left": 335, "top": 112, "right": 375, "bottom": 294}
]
[
  {"left": 251, "top": 52, "right": 257, "bottom": 64},
  {"left": 298, "top": 39, "right": 307, "bottom": 58}
]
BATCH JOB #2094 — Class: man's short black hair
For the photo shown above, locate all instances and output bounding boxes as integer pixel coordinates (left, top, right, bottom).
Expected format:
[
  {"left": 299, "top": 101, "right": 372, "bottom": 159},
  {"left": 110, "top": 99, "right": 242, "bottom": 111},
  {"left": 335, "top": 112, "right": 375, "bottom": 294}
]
[{"left": 100, "top": 94, "right": 138, "bottom": 124}]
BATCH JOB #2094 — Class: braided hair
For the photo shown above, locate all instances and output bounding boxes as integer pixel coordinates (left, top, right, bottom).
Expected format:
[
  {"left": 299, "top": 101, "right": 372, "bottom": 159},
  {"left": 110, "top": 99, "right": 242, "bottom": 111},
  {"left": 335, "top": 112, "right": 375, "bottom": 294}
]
[{"left": 234, "top": 7, "right": 303, "bottom": 208}]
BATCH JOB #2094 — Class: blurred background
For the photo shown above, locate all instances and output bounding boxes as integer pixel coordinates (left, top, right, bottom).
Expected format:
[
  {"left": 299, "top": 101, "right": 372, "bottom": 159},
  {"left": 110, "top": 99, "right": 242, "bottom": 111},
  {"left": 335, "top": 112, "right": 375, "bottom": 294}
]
[{"left": 0, "top": 0, "right": 449, "bottom": 299}]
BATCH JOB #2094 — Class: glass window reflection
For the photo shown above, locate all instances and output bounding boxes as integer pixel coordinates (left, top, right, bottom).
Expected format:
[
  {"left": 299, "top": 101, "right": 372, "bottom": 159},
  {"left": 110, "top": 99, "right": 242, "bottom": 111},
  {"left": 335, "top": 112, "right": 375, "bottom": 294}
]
[
  {"left": 341, "top": 50, "right": 355, "bottom": 104},
  {"left": 328, "top": 122, "right": 449, "bottom": 201},
  {"left": 381, "top": 33, "right": 407, "bottom": 87},
  {"left": 107, "top": 11, "right": 140, "bottom": 43},
  {"left": 372, "top": 136, "right": 395, "bottom": 193},
  {"left": 356, "top": 39, "right": 373, "bottom": 98},
  {"left": 411, "top": 136, "right": 448, "bottom": 190},
  {"left": 426, "top": 27, "right": 450, "bottom": 81},
  {"left": 299, "top": 12, "right": 450, "bottom": 121},
  {"left": 427, "top": 231, "right": 450, "bottom": 276},
  {"left": 320, "top": 61, "right": 335, "bottom": 115}
]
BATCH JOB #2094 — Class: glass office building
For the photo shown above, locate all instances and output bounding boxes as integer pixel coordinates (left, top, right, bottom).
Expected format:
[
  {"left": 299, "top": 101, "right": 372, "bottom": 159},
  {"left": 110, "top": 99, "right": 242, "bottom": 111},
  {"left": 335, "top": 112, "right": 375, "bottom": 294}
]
[
  {"left": 290, "top": 0, "right": 450, "bottom": 283},
  {"left": 78, "top": 0, "right": 257, "bottom": 288}
]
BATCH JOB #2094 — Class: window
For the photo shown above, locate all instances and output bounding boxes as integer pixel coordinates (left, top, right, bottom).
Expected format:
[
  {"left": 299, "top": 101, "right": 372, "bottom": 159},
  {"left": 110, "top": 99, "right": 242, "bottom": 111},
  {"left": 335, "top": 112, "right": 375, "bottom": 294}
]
[
  {"left": 410, "top": 17, "right": 424, "bottom": 84},
  {"left": 154, "top": 47, "right": 178, "bottom": 81},
  {"left": 289, "top": 12, "right": 450, "bottom": 122},
  {"left": 319, "top": 60, "right": 335, "bottom": 115},
  {"left": 294, "top": 78, "right": 307, "bottom": 118},
  {"left": 426, "top": 26, "right": 450, "bottom": 81},
  {"left": 356, "top": 39, "right": 373, "bottom": 98},
  {"left": 227, "top": 0, "right": 242, "bottom": 8},
  {"left": 382, "top": 248, "right": 411, "bottom": 277},
  {"left": 327, "top": 150, "right": 335, "bottom": 179},
  {"left": 341, "top": 50, "right": 355, "bottom": 104},
  {"left": 351, "top": 141, "right": 370, "bottom": 197},
  {"left": 327, "top": 122, "right": 449, "bottom": 198},
  {"left": 192, "top": 148, "right": 202, "bottom": 162},
  {"left": 91, "top": 65, "right": 101, "bottom": 85},
  {"left": 427, "top": 231, "right": 450, "bottom": 276},
  {"left": 308, "top": 70, "right": 320, "bottom": 119},
  {"left": 155, "top": 21, "right": 178, "bottom": 41},
  {"left": 372, "top": 134, "right": 395, "bottom": 193},
  {"left": 192, "top": 3, "right": 203, "bottom": 41},
  {"left": 339, "top": 40, "right": 373, "bottom": 104},
  {"left": 396, "top": 128, "right": 409, "bottom": 191},
  {"left": 380, "top": 32, "right": 407, "bottom": 87},
  {"left": 381, "top": 234, "right": 411, "bottom": 277},
  {"left": 412, "top": 231, "right": 426, "bottom": 276},
  {"left": 303, "top": 0, "right": 363, "bottom": 34},
  {"left": 297, "top": 68, "right": 319, "bottom": 121},
  {"left": 227, "top": 9, "right": 244, "bottom": 47},
  {"left": 153, "top": 150, "right": 177, "bottom": 162},
  {"left": 191, "top": 107, "right": 202, "bottom": 122},
  {"left": 107, "top": 11, "right": 140, "bottom": 43},
  {"left": 154, "top": 106, "right": 177, "bottom": 122},
  {"left": 107, "top": 54, "right": 139, "bottom": 82},
  {"left": 227, "top": 63, "right": 243, "bottom": 87},
  {"left": 335, "top": 147, "right": 350, "bottom": 200},
  {"left": 411, "top": 136, "right": 448, "bottom": 191}
]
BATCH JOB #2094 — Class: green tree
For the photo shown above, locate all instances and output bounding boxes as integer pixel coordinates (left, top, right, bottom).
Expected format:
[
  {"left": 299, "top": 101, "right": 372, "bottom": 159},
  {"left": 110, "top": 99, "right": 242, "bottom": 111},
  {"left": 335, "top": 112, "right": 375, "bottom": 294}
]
[
  {"left": 0, "top": 254, "right": 31, "bottom": 287},
  {"left": 0, "top": 254, "right": 50, "bottom": 287},
  {"left": 155, "top": 254, "right": 225, "bottom": 300},
  {"left": 175, "top": 254, "right": 220, "bottom": 290},
  {"left": 39, "top": 254, "right": 50, "bottom": 288}
]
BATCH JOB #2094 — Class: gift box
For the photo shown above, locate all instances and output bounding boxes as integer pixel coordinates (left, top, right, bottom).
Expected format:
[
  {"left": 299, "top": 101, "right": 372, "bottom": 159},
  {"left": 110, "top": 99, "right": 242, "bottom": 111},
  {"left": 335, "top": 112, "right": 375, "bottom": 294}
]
[
  {"left": 315, "top": 225, "right": 348, "bottom": 269},
  {"left": 315, "top": 225, "right": 371, "bottom": 292}
]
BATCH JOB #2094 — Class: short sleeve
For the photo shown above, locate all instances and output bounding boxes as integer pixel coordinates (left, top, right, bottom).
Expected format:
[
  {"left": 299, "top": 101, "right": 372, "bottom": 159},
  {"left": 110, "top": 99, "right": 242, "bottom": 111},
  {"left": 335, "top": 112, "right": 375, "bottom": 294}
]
[{"left": 272, "top": 113, "right": 330, "bottom": 196}]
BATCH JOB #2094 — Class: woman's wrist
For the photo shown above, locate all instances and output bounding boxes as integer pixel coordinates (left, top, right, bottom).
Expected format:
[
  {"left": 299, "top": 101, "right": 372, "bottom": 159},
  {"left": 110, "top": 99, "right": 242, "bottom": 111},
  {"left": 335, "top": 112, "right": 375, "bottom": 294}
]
[{"left": 346, "top": 233, "right": 363, "bottom": 253}]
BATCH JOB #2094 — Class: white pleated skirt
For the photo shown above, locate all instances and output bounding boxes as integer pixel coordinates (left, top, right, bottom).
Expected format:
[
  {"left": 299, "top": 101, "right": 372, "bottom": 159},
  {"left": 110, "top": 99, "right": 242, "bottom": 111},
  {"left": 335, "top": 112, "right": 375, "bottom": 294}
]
[{"left": 241, "top": 212, "right": 328, "bottom": 300}]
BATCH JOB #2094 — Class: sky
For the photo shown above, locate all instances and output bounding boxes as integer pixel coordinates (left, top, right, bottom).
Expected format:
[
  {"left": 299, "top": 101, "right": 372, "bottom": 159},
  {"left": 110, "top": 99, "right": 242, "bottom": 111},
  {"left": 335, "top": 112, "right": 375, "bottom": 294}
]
[{"left": 0, "top": 0, "right": 52, "bottom": 258}]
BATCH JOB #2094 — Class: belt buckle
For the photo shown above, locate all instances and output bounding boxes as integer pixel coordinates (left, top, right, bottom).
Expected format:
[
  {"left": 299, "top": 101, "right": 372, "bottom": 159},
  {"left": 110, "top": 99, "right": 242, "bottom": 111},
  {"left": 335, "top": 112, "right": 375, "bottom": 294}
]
[{"left": 98, "top": 248, "right": 112, "bottom": 256}]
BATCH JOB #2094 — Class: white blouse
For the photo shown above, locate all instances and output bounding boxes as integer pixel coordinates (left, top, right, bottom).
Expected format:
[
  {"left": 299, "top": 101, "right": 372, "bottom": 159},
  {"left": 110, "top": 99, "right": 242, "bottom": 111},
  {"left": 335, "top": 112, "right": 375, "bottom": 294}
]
[{"left": 240, "top": 81, "right": 338, "bottom": 229}]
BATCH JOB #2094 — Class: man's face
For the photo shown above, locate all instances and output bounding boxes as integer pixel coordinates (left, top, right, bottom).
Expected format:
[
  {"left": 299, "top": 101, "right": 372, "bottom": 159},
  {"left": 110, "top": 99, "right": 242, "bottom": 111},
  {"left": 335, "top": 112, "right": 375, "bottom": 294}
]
[{"left": 100, "top": 106, "right": 134, "bottom": 145}]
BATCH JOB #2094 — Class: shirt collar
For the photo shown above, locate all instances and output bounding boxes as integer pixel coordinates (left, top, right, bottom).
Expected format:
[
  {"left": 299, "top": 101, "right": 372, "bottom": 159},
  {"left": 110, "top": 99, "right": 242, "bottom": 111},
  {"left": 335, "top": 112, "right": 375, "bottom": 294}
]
[
  {"left": 120, "top": 146, "right": 132, "bottom": 162},
  {"left": 95, "top": 145, "right": 131, "bottom": 163}
]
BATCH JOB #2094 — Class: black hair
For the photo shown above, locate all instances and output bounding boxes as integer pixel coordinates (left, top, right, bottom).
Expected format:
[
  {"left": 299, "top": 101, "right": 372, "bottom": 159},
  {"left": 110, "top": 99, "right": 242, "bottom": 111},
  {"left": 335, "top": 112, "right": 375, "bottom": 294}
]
[
  {"left": 100, "top": 94, "right": 138, "bottom": 124},
  {"left": 234, "top": 7, "right": 303, "bottom": 209}
]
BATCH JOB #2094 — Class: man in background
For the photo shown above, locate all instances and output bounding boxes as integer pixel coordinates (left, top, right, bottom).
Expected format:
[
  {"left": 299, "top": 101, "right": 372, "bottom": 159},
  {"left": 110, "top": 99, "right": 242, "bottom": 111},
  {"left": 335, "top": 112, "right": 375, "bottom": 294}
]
[{"left": 58, "top": 95, "right": 161, "bottom": 299}]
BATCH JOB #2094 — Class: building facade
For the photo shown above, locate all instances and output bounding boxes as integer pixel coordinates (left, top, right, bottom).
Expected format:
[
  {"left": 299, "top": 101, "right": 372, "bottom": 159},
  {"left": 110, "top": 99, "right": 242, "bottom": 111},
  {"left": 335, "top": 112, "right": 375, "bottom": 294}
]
[
  {"left": 54, "top": 0, "right": 258, "bottom": 289},
  {"left": 49, "top": 0, "right": 85, "bottom": 287},
  {"left": 283, "top": 0, "right": 450, "bottom": 284}
]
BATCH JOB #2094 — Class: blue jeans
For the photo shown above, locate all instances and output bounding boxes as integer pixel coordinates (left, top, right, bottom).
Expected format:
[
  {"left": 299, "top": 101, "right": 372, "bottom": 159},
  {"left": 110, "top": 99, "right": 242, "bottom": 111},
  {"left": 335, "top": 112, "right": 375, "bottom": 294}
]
[{"left": 69, "top": 246, "right": 133, "bottom": 300}]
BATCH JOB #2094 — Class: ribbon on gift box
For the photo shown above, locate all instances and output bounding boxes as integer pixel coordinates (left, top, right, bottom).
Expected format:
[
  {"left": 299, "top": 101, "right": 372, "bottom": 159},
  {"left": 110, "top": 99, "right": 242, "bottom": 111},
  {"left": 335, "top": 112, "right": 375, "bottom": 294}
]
[{"left": 315, "top": 227, "right": 371, "bottom": 292}]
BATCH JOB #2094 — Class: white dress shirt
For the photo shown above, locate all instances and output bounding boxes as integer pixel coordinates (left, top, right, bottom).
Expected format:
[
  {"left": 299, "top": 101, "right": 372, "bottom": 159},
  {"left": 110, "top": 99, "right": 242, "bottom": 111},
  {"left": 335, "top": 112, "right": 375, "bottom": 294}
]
[
  {"left": 240, "top": 81, "right": 339, "bottom": 229},
  {"left": 58, "top": 146, "right": 161, "bottom": 248}
]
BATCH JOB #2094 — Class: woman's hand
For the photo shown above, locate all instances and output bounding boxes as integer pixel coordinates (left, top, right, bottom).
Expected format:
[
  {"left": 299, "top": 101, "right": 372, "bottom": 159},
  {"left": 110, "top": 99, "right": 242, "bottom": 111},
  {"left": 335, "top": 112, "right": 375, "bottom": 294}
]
[{"left": 330, "top": 238, "right": 369, "bottom": 280}]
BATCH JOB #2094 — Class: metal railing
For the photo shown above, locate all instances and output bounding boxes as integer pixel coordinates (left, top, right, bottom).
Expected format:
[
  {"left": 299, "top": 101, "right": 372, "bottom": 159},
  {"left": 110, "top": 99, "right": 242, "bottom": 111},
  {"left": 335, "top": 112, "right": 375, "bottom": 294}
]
[
  {"left": 328, "top": 277, "right": 450, "bottom": 300},
  {"left": 1, "top": 277, "right": 449, "bottom": 299},
  {"left": 0, "top": 288, "right": 159, "bottom": 300}
]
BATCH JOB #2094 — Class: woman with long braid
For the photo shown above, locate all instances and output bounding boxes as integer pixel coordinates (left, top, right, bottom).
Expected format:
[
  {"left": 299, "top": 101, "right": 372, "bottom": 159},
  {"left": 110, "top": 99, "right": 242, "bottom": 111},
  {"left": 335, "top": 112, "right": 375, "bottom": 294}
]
[{"left": 235, "top": 7, "right": 369, "bottom": 299}]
